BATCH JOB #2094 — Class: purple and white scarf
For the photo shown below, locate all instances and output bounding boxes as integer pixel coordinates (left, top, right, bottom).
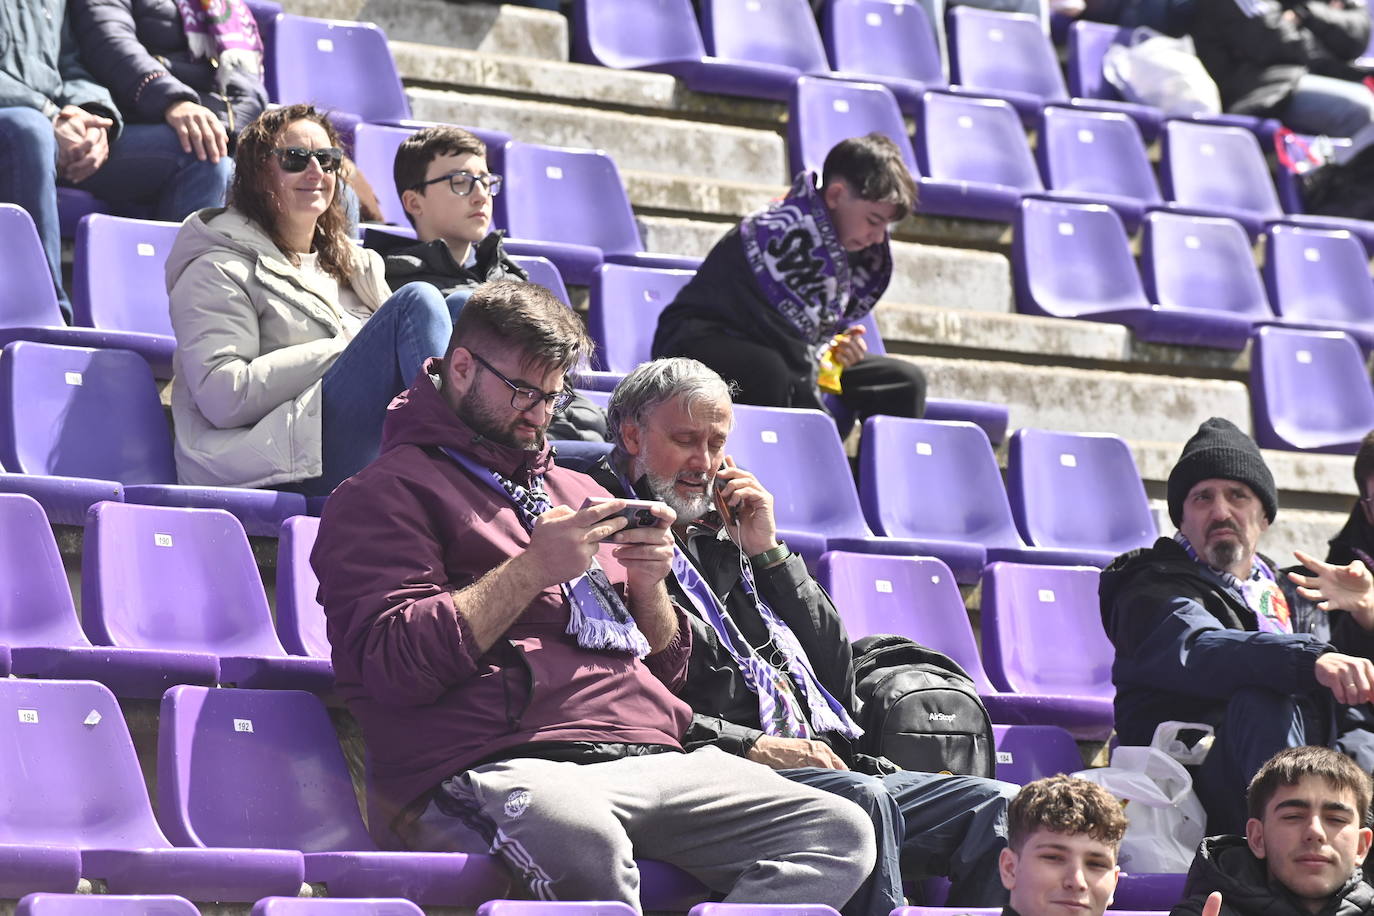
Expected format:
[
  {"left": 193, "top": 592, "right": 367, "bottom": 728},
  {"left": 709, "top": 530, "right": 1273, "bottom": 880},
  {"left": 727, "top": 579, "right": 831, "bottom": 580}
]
[
  {"left": 1174, "top": 532, "right": 1293, "bottom": 634},
  {"left": 739, "top": 172, "right": 892, "bottom": 345},
  {"left": 443, "top": 447, "right": 651, "bottom": 658},
  {"left": 176, "top": 0, "right": 265, "bottom": 84}
]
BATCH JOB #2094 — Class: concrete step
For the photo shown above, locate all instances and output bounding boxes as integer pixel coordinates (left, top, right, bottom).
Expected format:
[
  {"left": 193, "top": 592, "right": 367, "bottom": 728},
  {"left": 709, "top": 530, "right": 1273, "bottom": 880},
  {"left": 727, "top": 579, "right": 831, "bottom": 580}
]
[
  {"left": 1132, "top": 441, "right": 1358, "bottom": 504},
  {"left": 393, "top": 42, "right": 783, "bottom": 127},
  {"left": 279, "top": 0, "right": 569, "bottom": 61},
  {"left": 637, "top": 216, "right": 1014, "bottom": 315},
  {"left": 406, "top": 88, "right": 787, "bottom": 186}
]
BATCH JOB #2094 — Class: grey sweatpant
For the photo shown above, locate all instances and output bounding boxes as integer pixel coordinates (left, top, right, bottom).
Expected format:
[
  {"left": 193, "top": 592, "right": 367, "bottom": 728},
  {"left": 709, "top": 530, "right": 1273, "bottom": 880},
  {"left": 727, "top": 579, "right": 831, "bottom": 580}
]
[{"left": 423, "top": 746, "right": 876, "bottom": 911}]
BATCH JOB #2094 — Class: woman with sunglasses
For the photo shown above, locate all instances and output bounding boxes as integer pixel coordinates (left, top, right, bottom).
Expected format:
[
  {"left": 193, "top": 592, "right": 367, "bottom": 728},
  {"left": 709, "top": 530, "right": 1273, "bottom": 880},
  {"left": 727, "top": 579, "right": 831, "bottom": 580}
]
[{"left": 166, "top": 104, "right": 466, "bottom": 496}]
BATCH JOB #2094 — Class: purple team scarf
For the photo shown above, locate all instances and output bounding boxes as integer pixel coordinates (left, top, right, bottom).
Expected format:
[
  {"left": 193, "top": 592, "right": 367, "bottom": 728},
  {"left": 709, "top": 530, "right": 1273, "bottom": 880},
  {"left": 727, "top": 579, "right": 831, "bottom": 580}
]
[
  {"left": 739, "top": 172, "right": 893, "bottom": 344},
  {"left": 176, "top": 0, "right": 264, "bottom": 79},
  {"left": 1174, "top": 531, "right": 1293, "bottom": 634}
]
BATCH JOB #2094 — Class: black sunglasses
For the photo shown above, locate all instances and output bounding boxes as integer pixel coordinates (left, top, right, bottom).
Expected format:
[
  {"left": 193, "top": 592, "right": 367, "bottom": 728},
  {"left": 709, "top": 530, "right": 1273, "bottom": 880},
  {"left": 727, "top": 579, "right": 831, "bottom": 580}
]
[{"left": 272, "top": 146, "right": 344, "bottom": 174}]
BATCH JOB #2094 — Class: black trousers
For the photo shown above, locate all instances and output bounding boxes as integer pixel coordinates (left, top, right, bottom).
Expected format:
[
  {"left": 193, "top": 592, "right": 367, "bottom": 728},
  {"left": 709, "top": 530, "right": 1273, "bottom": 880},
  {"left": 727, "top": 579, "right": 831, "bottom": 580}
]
[{"left": 671, "top": 334, "right": 927, "bottom": 421}]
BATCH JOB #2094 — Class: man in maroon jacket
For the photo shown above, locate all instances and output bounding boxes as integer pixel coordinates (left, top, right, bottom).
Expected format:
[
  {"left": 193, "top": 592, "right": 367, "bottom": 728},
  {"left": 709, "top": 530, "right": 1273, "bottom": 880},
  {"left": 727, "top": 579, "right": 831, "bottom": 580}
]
[{"left": 311, "top": 279, "right": 875, "bottom": 909}]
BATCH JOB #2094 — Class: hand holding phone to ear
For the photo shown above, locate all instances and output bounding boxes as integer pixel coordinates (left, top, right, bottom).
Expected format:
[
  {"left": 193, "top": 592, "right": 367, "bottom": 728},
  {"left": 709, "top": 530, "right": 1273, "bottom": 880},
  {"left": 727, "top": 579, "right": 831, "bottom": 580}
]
[{"left": 714, "top": 456, "right": 781, "bottom": 559}]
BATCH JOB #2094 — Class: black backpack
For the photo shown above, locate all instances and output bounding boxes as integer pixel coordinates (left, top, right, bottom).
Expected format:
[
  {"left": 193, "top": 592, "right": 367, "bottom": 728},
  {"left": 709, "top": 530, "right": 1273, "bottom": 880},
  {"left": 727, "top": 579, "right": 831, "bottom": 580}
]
[
  {"left": 1302, "top": 143, "right": 1374, "bottom": 222},
  {"left": 852, "top": 634, "right": 996, "bottom": 779}
]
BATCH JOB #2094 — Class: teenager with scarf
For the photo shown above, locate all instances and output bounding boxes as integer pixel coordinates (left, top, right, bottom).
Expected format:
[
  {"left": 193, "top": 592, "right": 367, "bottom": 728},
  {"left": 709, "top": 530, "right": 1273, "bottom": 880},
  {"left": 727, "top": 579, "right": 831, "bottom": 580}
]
[
  {"left": 568, "top": 357, "right": 1018, "bottom": 916},
  {"left": 652, "top": 133, "right": 926, "bottom": 426},
  {"left": 311, "top": 280, "right": 877, "bottom": 907},
  {"left": 1100, "top": 417, "right": 1374, "bottom": 836}
]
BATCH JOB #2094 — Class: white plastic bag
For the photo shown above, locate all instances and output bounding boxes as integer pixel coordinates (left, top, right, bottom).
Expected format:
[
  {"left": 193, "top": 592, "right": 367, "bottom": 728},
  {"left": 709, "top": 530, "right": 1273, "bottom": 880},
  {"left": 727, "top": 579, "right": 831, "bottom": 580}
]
[
  {"left": 1102, "top": 28, "right": 1222, "bottom": 117},
  {"left": 1071, "top": 722, "right": 1210, "bottom": 873}
]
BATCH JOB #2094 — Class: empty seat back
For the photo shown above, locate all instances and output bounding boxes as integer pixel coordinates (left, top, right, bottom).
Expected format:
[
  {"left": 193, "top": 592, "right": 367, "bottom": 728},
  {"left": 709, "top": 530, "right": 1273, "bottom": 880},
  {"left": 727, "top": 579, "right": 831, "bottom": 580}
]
[
  {"left": 703, "top": 0, "right": 831, "bottom": 72},
  {"left": 0, "top": 341, "right": 175, "bottom": 484},
  {"left": 1141, "top": 212, "right": 1272, "bottom": 320},
  {"left": 588, "top": 264, "right": 695, "bottom": 373},
  {"left": 0, "top": 493, "right": 90, "bottom": 649},
  {"left": 1012, "top": 198, "right": 1149, "bottom": 318},
  {"left": 71, "top": 215, "right": 180, "bottom": 336},
  {"left": 1250, "top": 326, "right": 1374, "bottom": 453},
  {"left": 1161, "top": 120, "right": 1283, "bottom": 219},
  {"left": 276, "top": 516, "right": 328, "bottom": 658},
  {"left": 0, "top": 204, "right": 66, "bottom": 328},
  {"left": 573, "top": 0, "right": 709, "bottom": 69},
  {"left": 918, "top": 92, "right": 1041, "bottom": 191},
  {"left": 823, "top": 0, "right": 946, "bottom": 86},
  {"left": 789, "top": 76, "right": 919, "bottom": 177},
  {"left": 499, "top": 143, "right": 644, "bottom": 256},
  {"left": 947, "top": 6, "right": 1066, "bottom": 102},
  {"left": 511, "top": 255, "right": 573, "bottom": 308},
  {"left": 1006, "top": 428, "right": 1156, "bottom": 553},
  {"left": 1038, "top": 107, "right": 1160, "bottom": 204},
  {"left": 1263, "top": 224, "right": 1374, "bottom": 327},
  {"left": 16, "top": 895, "right": 200, "bottom": 916},
  {"left": 83, "top": 502, "right": 289, "bottom": 657},
  {"left": 270, "top": 14, "right": 409, "bottom": 122}
]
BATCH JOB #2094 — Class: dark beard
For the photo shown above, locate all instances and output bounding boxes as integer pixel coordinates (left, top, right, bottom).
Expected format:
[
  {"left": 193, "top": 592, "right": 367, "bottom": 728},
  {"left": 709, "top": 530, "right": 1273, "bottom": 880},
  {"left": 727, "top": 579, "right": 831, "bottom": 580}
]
[{"left": 457, "top": 386, "right": 543, "bottom": 451}]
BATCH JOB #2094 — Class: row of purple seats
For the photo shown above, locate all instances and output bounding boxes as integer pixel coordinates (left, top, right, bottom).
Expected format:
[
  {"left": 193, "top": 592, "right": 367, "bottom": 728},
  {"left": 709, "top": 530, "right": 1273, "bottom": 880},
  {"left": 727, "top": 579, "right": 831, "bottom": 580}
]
[
  {"left": 579, "top": 263, "right": 1011, "bottom": 443},
  {"left": 820, "top": 551, "right": 1114, "bottom": 739},
  {"left": 0, "top": 677, "right": 719, "bottom": 909},
  {"left": 0, "top": 493, "right": 330, "bottom": 696},
  {"left": 1251, "top": 327, "right": 1374, "bottom": 454},
  {"left": 0, "top": 339, "right": 304, "bottom": 534},
  {"left": 17, "top": 896, "right": 422, "bottom": 915},
  {"left": 1016, "top": 199, "right": 1374, "bottom": 351}
]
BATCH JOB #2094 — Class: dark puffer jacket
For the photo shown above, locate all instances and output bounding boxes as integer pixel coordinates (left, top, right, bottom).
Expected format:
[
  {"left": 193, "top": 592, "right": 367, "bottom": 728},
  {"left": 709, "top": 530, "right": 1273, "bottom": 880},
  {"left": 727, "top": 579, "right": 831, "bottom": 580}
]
[
  {"left": 68, "top": 0, "right": 267, "bottom": 137},
  {"left": 1171, "top": 834, "right": 1374, "bottom": 916}
]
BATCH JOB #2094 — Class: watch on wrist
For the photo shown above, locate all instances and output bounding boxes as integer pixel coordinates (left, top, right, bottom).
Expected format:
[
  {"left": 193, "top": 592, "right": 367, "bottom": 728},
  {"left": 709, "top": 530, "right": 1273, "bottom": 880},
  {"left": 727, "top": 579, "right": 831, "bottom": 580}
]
[{"left": 749, "top": 542, "right": 791, "bottom": 567}]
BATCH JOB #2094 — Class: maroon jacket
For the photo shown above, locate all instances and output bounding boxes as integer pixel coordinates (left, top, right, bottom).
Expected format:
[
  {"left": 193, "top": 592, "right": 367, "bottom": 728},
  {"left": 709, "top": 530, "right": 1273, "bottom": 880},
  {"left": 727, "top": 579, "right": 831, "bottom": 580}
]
[{"left": 312, "top": 363, "right": 693, "bottom": 844}]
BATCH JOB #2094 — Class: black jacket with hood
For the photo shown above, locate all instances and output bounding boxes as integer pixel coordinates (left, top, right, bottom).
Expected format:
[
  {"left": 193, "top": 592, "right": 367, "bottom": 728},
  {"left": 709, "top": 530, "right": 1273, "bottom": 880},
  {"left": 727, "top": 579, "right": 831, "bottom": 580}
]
[
  {"left": 376, "top": 230, "right": 527, "bottom": 298},
  {"left": 1171, "top": 834, "right": 1374, "bottom": 916}
]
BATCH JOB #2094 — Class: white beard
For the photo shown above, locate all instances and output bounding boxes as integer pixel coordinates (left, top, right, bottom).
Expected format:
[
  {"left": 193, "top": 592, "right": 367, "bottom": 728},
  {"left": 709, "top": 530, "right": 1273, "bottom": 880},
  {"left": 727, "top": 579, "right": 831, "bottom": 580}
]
[{"left": 637, "top": 466, "right": 713, "bottom": 523}]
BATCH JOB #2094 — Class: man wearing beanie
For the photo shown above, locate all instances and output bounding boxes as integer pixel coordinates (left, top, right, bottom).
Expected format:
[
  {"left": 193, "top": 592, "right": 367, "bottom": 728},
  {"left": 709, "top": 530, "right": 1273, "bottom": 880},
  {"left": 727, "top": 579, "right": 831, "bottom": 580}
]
[{"left": 1100, "top": 417, "right": 1374, "bottom": 835}]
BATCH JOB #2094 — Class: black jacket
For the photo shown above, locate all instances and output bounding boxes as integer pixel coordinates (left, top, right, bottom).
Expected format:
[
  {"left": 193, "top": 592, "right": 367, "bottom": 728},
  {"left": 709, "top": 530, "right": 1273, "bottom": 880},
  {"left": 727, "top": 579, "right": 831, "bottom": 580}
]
[
  {"left": 377, "top": 230, "right": 527, "bottom": 298},
  {"left": 1171, "top": 834, "right": 1374, "bottom": 916},
  {"left": 586, "top": 456, "right": 873, "bottom": 766},
  {"left": 1099, "top": 537, "right": 1333, "bottom": 747},
  {"left": 1190, "top": 0, "right": 1371, "bottom": 115}
]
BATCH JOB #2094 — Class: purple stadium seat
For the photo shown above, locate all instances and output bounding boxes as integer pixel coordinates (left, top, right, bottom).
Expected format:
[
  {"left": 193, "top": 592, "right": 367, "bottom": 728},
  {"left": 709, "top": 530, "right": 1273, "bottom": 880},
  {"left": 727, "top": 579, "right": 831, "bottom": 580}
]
[
  {"left": 947, "top": 6, "right": 1159, "bottom": 131},
  {"left": 83, "top": 502, "right": 334, "bottom": 692},
  {"left": 578, "top": 388, "right": 611, "bottom": 411},
  {"left": 158, "top": 686, "right": 511, "bottom": 904},
  {"left": 701, "top": 0, "right": 831, "bottom": 77},
  {"left": 479, "top": 904, "right": 637, "bottom": 916},
  {"left": 788, "top": 76, "right": 919, "bottom": 179},
  {"left": 689, "top": 906, "right": 839, "bottom": 916},
  {"left": 0, "top": 678, "right": 304, "bottom": 900},
  {"left": 1249, "top": 326, "right": 1374, "bottom": 454},
  {"left": 858, "top": 417, "right": 1106, "bottom": 583},
  {"left": 497, "top": 142, "right": 700, "bottom": 286},
  {"left": 571, "top": 0, "right": 801, "bottom": 101},
  {"left": 1111, "top": 878, "right": 1186, "bottom": 910},
  {"left": 821, "top": 0, "right": 947, "bottom": 114},
  {"left": 0, "top": 341, "right": 306, "bottom": 536},
  {"left": 588, "top": 264, "right": 696, "bottom": 373},
  {"left": 979, "top": 562, "right": 1116, "bottom": 728},
  {"left": 0, "top": 644, "right": 9, "bottom": 677},
  {"left": 0, "top": 471, "right": 122, "bottom": 528},
  {"left": 16, "top": 895, "right": 200, "bottom": 916},
  {"left": 55, "top": 187, "right": 111, "bottom": 237},
  {"left": 1005, "top": 428, "right": 1157, "bottom": 565},
  {"left": 1262, "top": 224, "right": 1374, "bottom": 350},
  {"left": 992, "top": 724, "right": 1085, "bottom": 785},
  {"left": 915, "top": 90, "right": 1042, "bottom": 223},
  {"left": 252, "top": 901, "right": 423, "bottom": 916},
  {"left": 1036, "top": 106, "right": 1161, "bottom": 233},
  {"left": 276, "top": 516, "right": 328, "bottom": 658},
  {"left": 817, "top": 551, "right": 1114, "bottom": 738},
  {"left": 0, "top": 493, "right": 219, "bottom": 697},
  {"left": 511, "top": 255, "right": 573, "bottom": 308},
  {"left": 1064, "top": 21, "right": 1165, "bottom": 141},
  {"left": 893, "top": 908, "right": 997, "bottom": 916},
  {"left": 0, "top": 844, "right": 80, "bottom": 898},
  {"left": 351, "top": 122, "right": 514, "bottom": 231},
  {"left": 269, "top": 14, "right": 409, "bottom": 135},
  {"left": 1159, "top": 120, "right": 1284, "bottom": 238},
  {"left": 0, "top": 205, "right": 176, "bottom": 377},
  {"left": 70, "top": 214, "right": 180, "bottom": 377},
  {"left": 1138, "top": 211, "right": 1274, "bottom": 350},
  {"left": 728, "top": 405, "right": 940, "bottom": 569}
]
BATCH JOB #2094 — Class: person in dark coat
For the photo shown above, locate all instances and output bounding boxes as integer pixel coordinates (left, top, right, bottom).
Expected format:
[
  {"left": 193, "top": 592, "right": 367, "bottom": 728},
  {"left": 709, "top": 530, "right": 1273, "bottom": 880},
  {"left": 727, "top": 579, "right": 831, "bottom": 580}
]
[
  {"left": 1100, "top": 417, "right": 1374, "bottom": 835},
  {"left": 1170, "top": 746, "right": 1374, "bottom": 916}
]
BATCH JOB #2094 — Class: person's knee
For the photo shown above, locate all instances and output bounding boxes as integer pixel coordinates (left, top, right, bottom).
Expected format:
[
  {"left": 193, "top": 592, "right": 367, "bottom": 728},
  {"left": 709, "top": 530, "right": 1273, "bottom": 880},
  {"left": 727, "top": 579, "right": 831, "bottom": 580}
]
[
  {"left": 817, "top": 791, "right": 880, "bottom": 880},
  {"left": 0, "top": 107, "right": 58, "bottom": 168}
]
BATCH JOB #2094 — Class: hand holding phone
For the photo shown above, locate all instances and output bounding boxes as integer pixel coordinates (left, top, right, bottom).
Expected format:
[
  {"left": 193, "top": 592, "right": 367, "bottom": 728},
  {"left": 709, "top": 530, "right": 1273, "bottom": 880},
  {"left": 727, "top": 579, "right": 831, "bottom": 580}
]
[{"left": 580, "top": 496, "right": 670, "bottom": 530}]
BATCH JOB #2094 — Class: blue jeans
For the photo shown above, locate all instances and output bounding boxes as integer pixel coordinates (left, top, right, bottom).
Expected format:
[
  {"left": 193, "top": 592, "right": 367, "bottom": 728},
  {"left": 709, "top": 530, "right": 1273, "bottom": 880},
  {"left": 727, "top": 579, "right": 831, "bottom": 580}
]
[
  {"left": 298, "top": 282, "right": 468, "bottom": 497},
  {"left": 1281, "top": 74, "right": 1374, "bottom": 159},
  {"left": 780, "top": 767, "right": 1016, "bottom": 916},
  {"left": 0, "top": 111, "right": 233, "bottom": 320}
]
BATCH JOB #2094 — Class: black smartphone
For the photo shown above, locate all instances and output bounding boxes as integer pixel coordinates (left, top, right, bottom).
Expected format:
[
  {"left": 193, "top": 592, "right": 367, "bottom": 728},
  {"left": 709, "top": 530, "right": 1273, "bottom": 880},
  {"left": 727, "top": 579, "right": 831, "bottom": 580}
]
[
  {"left": 580, "top": 496, "right": 667, "bottom": 528},
  {"left": 713, "top": 465, "right": 735, "bottom": 526}
]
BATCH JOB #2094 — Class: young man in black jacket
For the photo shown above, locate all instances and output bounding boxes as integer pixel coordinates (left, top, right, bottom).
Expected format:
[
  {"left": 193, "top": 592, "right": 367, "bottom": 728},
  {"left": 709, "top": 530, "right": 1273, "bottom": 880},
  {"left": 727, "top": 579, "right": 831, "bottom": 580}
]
[
  {"left": 1171, "top": 746, "right": 1374, "bottom": 916},
  {"left": 580, "top": 357, "right": 1018, "bottom": 916}
]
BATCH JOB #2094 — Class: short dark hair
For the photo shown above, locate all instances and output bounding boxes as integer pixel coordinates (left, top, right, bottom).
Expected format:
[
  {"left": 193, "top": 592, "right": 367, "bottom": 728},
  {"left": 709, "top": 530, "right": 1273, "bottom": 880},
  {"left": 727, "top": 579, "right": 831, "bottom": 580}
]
[
  {"left": 1008, "top": 776, "right": 1128, "bottom": 852},
  {"left": 1247, "top": 746, "right": 1373, "bottom": 824},
  {"left": 1355, "top": 431, "right": 1374, "bottom": 498},
  {"left": 394, "top": 126, "right": 489, "bottom": 228},
  {"left": 821, "top": 133, "right": 918, "bottom": 220},
  {"left": 446, "top": 279, "right": 592, "bottom": 374}
]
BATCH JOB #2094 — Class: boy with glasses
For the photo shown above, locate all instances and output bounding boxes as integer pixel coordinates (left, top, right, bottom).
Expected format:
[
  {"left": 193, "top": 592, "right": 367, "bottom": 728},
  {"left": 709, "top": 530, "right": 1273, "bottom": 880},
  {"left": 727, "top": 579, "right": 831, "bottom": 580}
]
[{"left": 377, "top": 125, "right": 527, "bottom": 298}]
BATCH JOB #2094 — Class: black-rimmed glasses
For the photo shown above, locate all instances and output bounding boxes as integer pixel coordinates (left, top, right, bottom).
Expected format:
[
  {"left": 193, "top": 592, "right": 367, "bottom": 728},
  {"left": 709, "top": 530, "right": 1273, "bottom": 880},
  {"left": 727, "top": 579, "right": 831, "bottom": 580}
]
[
  {"left": 412, "top": 170, "right": 503, "bottom": 197},
  {"left": 271, "top": 146, "right": 344, "bottom": 173},
  {"left": 470, "top": 352, "right": 573, "bottom": 414}
]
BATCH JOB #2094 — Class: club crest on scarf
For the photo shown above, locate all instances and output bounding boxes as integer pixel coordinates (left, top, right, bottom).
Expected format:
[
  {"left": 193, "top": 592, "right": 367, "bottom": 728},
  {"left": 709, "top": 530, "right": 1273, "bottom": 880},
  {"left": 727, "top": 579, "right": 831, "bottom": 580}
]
[{"left": 740, "top": 172, "right": 892, "bottom": 344}]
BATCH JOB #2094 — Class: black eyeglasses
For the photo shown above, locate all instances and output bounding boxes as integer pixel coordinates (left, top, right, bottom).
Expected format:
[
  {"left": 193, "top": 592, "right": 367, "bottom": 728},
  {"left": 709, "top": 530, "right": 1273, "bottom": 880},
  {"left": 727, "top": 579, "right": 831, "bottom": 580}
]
[
  {"left": 271, "top": 146, "right": 344, "bottom": 174},
  {"left": 470, "top": 352, "right": 573, "bottom": 414},
  {"left": 412, "top": 170, "right": 503, "bottom": 197}
]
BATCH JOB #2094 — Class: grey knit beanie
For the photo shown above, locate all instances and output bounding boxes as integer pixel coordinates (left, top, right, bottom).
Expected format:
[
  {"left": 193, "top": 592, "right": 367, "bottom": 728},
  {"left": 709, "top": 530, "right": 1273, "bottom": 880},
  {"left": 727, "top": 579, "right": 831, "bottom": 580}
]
[{"left": 1167, "top": 417, "right": 1278, "bottom": 526}]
